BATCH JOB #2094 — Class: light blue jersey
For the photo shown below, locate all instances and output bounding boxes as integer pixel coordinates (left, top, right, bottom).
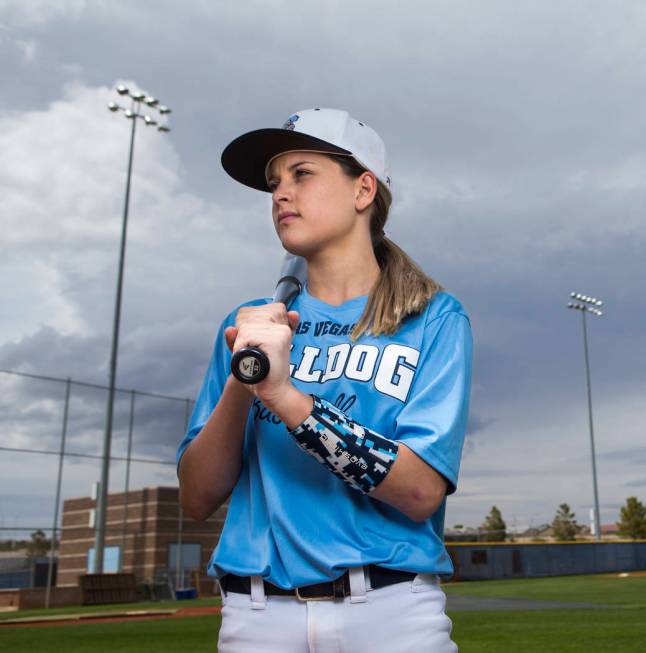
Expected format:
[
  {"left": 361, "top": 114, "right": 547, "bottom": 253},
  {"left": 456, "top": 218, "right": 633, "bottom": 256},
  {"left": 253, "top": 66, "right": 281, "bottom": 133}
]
[{"left": 177, "top": 285, "right": 473, "bottom": 589}]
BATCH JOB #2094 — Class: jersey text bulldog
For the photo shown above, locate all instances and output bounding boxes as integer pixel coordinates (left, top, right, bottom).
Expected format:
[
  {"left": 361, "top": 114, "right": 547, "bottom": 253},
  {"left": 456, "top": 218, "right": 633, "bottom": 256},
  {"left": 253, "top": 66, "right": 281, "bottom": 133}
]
[{"left": 289, "top": 343, "right": 420, "bottom": 402}]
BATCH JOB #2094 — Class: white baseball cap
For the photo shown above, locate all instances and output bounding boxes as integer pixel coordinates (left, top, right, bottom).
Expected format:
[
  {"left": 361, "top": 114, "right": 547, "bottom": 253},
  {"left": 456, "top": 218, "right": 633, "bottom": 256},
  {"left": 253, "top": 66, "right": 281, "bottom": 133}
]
[{"left": 221, "top": 108, "right": 392, "bottom": 204}]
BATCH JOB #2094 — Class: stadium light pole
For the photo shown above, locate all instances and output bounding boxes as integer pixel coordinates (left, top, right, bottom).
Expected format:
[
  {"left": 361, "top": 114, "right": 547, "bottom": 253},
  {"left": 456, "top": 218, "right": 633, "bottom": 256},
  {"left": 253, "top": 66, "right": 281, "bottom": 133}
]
[
  {"left": 93, "top": 85, "right": 172, "bottom": 574},
  {"left": 567, "top": 292, "right": 604, "bottom": 542}
]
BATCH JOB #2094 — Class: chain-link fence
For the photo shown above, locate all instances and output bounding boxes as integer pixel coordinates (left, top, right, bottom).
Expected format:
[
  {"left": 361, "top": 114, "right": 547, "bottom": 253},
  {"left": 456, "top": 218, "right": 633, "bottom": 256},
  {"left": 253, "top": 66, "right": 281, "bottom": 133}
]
[{"left": 0, "top": 368, "right": 195, "bottom": 600}]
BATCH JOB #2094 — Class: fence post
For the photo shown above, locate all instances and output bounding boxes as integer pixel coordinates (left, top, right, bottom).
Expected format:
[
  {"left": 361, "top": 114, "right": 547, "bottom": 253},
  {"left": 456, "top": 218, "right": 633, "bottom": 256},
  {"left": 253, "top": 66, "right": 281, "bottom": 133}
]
[
  {"left": 120, "top": 390, "right": 136, "bottom": 571},
  {"left": 174, "top": 398, "right": 192, "bottom": 595},
  {"left": 45, "top": 377, "right": 71, "bottom": 609}
]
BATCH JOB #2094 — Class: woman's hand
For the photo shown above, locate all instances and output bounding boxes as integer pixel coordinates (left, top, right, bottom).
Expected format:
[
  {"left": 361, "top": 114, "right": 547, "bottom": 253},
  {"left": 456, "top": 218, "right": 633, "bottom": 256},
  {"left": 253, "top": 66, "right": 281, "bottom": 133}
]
[{"left": 224, "top": 303, "right": 300, "bottom": 409}]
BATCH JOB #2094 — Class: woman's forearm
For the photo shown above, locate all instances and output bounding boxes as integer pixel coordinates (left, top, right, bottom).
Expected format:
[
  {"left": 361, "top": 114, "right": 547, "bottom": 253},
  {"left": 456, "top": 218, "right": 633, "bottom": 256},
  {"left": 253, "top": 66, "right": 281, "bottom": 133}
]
[
  {"left": 273, "top": 390, "right": 448, "bottom": 523},
  {"left": 178, "top": 376, "right": 254, "bottom": 521}
]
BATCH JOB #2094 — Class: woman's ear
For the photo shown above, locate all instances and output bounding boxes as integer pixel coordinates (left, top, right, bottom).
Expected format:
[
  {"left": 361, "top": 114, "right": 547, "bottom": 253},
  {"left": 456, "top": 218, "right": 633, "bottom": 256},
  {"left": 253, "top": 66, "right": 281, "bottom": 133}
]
[{"left": 355, "top": 171, "right": 377, "bottom": 212}]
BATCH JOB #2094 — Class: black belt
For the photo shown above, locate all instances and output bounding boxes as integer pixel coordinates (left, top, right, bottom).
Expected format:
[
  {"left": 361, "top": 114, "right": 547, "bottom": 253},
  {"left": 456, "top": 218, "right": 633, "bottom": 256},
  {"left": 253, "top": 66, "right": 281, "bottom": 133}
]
[{"left": 220, "top": 565, "right": 417, "bottom": 601}]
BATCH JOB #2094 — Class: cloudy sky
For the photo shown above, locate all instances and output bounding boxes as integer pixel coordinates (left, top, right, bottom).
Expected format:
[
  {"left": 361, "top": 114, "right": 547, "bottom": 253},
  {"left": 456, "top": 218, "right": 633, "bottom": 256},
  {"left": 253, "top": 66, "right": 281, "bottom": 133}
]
[{"left": 1, "top": 0, "right": 644, "bottom": 540}]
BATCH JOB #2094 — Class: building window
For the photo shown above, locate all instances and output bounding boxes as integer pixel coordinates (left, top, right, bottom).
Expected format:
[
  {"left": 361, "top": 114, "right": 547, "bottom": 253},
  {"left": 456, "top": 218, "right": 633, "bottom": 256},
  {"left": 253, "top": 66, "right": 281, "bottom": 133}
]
[
  {"left": 168, "top": 543, "right": 201, "bottom": 571},
  {"left": 471, "top": 550, "right": 488, "bottom": 565},
  {"left": 167, "top": 543, "right": 201, "bottom": 589},
  {"left": 87, "top": 546, "right": 121, "bottom": 573}
]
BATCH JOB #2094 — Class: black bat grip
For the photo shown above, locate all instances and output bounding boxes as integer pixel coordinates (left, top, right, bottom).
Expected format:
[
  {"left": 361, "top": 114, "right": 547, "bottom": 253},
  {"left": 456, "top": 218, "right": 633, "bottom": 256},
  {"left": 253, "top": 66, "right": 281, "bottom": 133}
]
[{"left": 231, "top": 346, "right": 270, "bottom": 384}]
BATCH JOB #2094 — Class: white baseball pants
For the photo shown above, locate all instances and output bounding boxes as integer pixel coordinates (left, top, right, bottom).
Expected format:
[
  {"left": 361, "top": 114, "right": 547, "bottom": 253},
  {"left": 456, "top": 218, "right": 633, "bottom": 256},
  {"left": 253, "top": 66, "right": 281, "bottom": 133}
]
[{"left": 216, "top": 568, "right": 458, "bottom": 652}]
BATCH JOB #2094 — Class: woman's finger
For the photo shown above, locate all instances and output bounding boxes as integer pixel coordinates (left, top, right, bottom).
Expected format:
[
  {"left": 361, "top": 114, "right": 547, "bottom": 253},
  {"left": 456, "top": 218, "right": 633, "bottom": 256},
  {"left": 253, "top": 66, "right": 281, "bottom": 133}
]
[
  {"left": 236, "top": 303, "right": 289, "bottom": 328},
  {"left": 232, "top": 323, "right": 289, "bottom": 353},
  {"left": 224, "top": 326, "right": 238, "bottom": 352},
  {"left": 287, "top": 310, "right": 300, "bottom": 333}
]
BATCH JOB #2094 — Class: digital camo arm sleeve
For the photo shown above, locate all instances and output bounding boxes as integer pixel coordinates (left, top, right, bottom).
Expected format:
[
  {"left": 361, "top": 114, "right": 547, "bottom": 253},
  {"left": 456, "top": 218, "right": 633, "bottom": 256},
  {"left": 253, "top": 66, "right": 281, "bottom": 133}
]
[{"left": 288, "top": 394, "right": 399, "bottom": 494}]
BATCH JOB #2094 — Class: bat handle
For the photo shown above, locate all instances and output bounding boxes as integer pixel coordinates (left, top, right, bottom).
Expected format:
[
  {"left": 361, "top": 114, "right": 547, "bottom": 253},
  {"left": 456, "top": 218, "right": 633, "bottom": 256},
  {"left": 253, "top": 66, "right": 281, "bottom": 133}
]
[{"left": 231, "top": 346, "right": 270, "bottom": 384}]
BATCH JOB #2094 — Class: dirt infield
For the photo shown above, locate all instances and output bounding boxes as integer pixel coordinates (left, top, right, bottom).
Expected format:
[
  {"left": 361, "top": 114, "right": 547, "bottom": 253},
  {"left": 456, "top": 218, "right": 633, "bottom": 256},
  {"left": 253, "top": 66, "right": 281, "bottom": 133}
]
[{"left": 0, "top": 606, "right": 221, "bottom": 628}]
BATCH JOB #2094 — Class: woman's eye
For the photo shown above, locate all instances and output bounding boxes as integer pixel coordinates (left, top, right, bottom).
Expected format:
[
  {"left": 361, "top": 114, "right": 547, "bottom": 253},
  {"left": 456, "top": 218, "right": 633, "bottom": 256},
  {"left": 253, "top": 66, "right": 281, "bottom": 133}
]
[{"left": 268, "top": 170, "right": 310, "bottom": 190}]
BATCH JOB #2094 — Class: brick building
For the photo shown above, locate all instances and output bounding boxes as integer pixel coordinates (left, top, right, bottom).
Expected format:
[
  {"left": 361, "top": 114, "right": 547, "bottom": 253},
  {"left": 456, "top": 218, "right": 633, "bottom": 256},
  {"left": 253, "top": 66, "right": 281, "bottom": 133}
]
[{"left": 57, "top": 486, "right": 225, "bottom": 588}]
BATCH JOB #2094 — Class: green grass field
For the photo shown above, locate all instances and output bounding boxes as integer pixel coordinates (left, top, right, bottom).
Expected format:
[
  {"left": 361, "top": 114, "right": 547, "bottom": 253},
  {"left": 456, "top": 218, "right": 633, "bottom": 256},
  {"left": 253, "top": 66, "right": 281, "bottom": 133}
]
[
  {"left": 444, "top": 572, "right": 646, "bottom": 607},
  {"left": 1, "top": 574, "right": 644, "bottom": 652}
]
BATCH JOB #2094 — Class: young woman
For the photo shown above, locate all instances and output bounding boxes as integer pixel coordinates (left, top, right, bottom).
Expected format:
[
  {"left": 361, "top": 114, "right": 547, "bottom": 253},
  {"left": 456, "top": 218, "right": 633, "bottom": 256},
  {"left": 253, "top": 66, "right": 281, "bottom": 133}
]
[{"left": 177, "top": 108, "right": 473, "bottom": 652}]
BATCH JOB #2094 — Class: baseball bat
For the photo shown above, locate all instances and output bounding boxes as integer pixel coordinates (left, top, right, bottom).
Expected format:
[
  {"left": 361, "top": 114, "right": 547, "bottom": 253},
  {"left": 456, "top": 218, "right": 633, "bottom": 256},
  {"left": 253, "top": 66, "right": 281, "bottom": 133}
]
[{"left": 230, "top": 253, "right": 308, "bottom": 384}]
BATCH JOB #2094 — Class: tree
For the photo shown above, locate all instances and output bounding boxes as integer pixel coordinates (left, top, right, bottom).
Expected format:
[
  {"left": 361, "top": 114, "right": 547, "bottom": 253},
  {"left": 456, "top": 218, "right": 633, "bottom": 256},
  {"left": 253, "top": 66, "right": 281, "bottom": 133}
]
[
  {"left": 481, "top": 506, "right": 506, "bottom": 541},
  {"left": 552, "top": 503, "right": 579, "bottom": 541},
  {"left": 25, "top": 529, "right": 50, "bottom": 561},
  {"left": 617, "top": 497, "right": 646, "bottom": 539}
]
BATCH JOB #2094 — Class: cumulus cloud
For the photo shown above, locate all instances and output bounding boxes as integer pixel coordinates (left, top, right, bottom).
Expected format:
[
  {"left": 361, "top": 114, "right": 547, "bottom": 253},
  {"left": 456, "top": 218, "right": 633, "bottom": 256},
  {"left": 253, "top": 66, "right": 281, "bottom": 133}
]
[{"left": 0, "top": 80, "right": 281, "bottom": 357}]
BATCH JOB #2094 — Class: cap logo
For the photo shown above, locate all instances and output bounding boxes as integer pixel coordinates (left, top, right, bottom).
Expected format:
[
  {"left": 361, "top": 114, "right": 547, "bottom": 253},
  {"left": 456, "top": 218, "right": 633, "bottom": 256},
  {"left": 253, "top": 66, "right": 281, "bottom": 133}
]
[{"left": 282, "top": 114, "right": 299, "bottom": 130}]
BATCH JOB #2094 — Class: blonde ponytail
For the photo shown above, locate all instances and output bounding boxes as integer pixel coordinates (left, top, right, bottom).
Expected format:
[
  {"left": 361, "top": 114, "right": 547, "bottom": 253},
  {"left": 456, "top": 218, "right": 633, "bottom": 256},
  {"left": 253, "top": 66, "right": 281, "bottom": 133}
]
[{"left": 353, "top": 236, "right": 443, "bottom": 339}]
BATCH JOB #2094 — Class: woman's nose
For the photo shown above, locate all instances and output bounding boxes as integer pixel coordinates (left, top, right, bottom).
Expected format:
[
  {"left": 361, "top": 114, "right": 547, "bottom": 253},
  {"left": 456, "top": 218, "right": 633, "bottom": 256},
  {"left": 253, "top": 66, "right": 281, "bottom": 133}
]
[{"left": 271, "top": 182, "right": 291, "bottom": 203}]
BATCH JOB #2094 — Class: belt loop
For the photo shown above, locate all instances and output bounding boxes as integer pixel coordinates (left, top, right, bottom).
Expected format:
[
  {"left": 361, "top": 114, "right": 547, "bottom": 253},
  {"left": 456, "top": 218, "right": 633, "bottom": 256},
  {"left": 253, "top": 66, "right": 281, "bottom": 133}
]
[
  {"left": 250, "top": 575, "right": 267, "bottom": 609},
  {"left": 411, "top": 572, "right": 439, "bottom": 592},
  {"left": 349, "top": 566, "right": 367, "bottom": 603},
  {"left": 364, "top": 565, "right": 373, "bottom": 591},
  {"left": 217, "top": 578, "right": 227, "bottom": 606}
]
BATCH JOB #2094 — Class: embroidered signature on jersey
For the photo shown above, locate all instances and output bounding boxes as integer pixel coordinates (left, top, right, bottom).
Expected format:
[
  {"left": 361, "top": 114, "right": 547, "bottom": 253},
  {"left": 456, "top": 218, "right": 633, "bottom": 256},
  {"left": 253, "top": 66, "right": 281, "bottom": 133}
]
[{"left": 252, "top": 392, "right": 357, "bottom": 426}]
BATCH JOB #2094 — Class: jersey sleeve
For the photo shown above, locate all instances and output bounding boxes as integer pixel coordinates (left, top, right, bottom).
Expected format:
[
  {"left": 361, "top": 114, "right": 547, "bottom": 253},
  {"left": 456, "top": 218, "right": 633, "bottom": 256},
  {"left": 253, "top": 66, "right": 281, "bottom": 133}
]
[
  {"left": 175, "top": 315, "right": 234, "bottom": 472},
  {"left": 393, "top": 310, "right": 473, "bottom": 495}
]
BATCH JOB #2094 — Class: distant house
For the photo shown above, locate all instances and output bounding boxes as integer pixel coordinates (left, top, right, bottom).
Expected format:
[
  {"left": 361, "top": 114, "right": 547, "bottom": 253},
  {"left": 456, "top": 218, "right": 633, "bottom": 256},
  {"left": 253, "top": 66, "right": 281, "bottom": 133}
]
[
  {"left": 444, "top": 527, "right": 482, "bottom": 543},
  {"left": 517, "top": 524, "right": 552, "bottom": 541},
  {"left": 600, "top": 523, "right": 622, "bottom": 539}
]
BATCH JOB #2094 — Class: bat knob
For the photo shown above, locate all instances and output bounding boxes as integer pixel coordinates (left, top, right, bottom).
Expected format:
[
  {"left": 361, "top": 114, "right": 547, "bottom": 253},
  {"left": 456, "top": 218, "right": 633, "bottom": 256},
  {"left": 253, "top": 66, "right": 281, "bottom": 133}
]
[{"left": 231, "top": 347, "right": 270, "bottom": 384}]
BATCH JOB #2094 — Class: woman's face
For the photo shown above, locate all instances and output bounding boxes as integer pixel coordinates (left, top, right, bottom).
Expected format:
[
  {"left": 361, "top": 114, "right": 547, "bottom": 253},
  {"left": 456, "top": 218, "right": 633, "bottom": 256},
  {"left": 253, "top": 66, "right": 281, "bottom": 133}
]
[{"left": 267, "top": 151, "right": 372, "bottom": 257}]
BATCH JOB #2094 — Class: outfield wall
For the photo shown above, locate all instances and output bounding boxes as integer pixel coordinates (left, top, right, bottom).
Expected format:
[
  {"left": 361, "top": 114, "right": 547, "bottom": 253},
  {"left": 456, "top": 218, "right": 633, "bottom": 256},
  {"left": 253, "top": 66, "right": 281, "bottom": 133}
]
[{"left": 446, "top": 541, "right": 646, "bottom": 581}]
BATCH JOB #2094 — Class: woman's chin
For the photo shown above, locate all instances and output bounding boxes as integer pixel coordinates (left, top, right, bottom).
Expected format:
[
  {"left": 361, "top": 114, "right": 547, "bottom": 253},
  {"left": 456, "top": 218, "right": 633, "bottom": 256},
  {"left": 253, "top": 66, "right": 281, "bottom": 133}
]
[{"left": 277, "top": 235, "right": 316, "bottom": 259}]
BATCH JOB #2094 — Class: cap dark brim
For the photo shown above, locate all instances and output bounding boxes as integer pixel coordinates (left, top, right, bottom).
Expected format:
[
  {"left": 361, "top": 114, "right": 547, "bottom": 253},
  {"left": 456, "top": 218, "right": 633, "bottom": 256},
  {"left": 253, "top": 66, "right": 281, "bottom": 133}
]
[{"left": 221, "top": 128, "right": 352, "bottom": 192}]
